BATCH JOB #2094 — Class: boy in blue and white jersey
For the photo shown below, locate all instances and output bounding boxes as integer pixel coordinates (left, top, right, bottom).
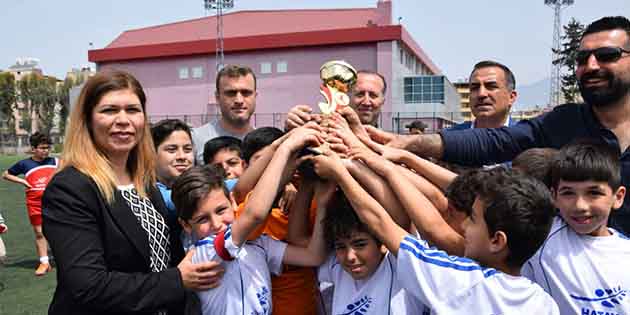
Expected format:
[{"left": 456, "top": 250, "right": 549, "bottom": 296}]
[
  {"left": 313, "top": 190, "right": 427, "bottom": 315},
  {"left": 310, "top": 149, "right": 559, "bottom": 314},
  {"left": 522, "top": 140, "right": 630, "bottom": 315},
  {"left": 172, "top": 125, "right": 328, "bottom": 315}
]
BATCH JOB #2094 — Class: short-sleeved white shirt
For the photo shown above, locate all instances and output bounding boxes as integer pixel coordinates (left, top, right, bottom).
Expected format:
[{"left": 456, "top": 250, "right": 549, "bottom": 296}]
[
  {"left": 398, "top": 235, "right": 559, "bottom": 314},
  {"left": 192, "top": 225, "right": 288, "bottom": 315},
  {"left": 522, "top": 216, "right": 630, "bottom": 315},
  {"left": 318, "top": 252, "right": 428, "bottom": 314}
]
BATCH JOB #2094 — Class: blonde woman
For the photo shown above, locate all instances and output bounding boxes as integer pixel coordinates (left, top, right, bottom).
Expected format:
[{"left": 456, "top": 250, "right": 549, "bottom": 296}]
[{"left": 42, "top": 71, "right": 220, "bottom": 315}]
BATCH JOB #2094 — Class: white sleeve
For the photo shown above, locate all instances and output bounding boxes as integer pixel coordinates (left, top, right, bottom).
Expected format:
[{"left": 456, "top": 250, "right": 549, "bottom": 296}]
[
  {"left": 397, "top": 235, "right": 491, "bottom": 308},
  {"left": 317, "top": 254, "right": 337, "bottom": 283},
  {"left": 191, "top": 236, "right": 219, "bottom": 264},
  {"left": 192, "top": 225, "right": 241, "bottom": 264},
  {"left": 257, "top": 235, "right": 288, "bottom": 276}
]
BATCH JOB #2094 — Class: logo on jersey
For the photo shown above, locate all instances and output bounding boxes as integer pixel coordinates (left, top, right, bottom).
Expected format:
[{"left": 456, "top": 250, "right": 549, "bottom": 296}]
[
  {"left": 339, "top": 295, "right": 373, "bottom": 315},
  {"left": 570, "top": 286, "right": 627, "bottom": 308},
  {"left": 251, "top": 286, "right": 270, "bottom": 315}
]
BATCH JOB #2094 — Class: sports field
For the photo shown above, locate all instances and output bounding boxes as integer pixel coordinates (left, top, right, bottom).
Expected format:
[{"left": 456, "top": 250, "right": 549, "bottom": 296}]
[{"left": 0, "top": 155, "right": 56, "bottom": 315}]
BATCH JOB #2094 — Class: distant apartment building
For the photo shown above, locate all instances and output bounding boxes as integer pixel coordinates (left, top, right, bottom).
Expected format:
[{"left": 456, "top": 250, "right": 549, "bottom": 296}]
[
  {"left": 453, "top": 81, "right": 472, "bottom": 121},
  {"left": 89, "top": 0, "right": 461, "bottom": 131}
]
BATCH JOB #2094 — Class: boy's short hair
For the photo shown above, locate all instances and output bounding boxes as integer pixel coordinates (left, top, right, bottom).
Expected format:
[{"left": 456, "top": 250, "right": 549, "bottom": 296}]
[
  {"left": 29, "top": 132, "right": 51, "bottom": 148},
  {"left": 550, "top": 140, "right": 621, "bottom": 191},
  {"left": 203, "top": 136, "right": 242, "bottom": 165},
  {"left": 171, "top": 165, "right": 229, "bottom": 221},
  {"left": 512, "top": 148, "right": 559, "bottom": 188},
  {"left": 323, "top": 190, "right": 380, "bottom": 250},
  {"left": 241, "top": 127, "right": 285, "bottom": 163},
  {"left": 475, "top": 168, "right": 555, "bottom": 269},
  {"left": 445, "top": 169, "right": 489, "bottom": 215},
  {"left": 150, "top": 119, "right": 192, "bottom": 149}
]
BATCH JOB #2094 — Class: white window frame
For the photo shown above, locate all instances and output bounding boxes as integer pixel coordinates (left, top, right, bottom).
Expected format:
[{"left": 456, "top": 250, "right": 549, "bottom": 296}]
[
  {"left": 192, "top": 66, "right": 203, "bottom": 79},
  {"left": 178, "top": 67, "right": 189, "bottom": 79},
  {"left": 260, "top": 62, "right": 272, "bottom": 74},
  {"left": 276, "top": 61, "right": 288, "bottom": 73}
]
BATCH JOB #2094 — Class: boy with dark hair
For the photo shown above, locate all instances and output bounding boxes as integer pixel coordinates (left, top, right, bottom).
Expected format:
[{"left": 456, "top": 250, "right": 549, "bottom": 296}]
[
  {"left": 2, "top": 132, "right": 58, "bottom": 276},
  {"left": 310, "top": 150, "right": 559, "bottom": 314},
  {"left": 522, "top": 140, "right": 630, "bottom": 315},
  {"left": 202, "top": 136, "right": 245, "bottom": 180},
  {"left": 512, "top": 147, "right": 559, "bottom": 188},
  {"left": 172, "top": 126, "right": 328, "bottom": 315},
  {"left": 232, "top": 125, "right": 321, "bottom": 315},
  {"left": 317, "top": 190, "right": 426, "bottom": 314},
  {"left": 241, "top": 127, "right": 285, "bottom": 164}
]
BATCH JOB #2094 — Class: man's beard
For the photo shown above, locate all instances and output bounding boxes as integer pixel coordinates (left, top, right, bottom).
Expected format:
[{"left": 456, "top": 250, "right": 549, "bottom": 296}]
[{"left": 579, "top": 70, "right": 630, "bottom": 108}]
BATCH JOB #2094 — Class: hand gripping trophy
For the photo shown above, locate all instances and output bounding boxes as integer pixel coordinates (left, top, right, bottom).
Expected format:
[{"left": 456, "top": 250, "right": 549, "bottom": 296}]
[{"left": 315, "top": 60, "right": 358, "bottom": 152}]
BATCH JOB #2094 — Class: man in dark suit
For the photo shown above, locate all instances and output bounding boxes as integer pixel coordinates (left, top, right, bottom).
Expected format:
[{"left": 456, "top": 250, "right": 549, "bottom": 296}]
[{"left": 450, "top": 60, "right": 518, "bottom": 130}]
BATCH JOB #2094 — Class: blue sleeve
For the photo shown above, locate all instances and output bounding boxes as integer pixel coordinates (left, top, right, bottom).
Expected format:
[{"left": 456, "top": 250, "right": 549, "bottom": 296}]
[
  {"left": 7, "top": 160, "right": 26, "bottom": 176},
  {"left": 440, "top": 104, "right": 588, "bottom": 166},
  {"left": 440, "top": 119, "right": 543, "bottom": 165}
]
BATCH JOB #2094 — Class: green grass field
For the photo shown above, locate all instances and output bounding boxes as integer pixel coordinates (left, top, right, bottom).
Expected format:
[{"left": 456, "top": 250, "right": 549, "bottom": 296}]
[{"left": 0, "top": 155, "right": 56, "bottom": 315}]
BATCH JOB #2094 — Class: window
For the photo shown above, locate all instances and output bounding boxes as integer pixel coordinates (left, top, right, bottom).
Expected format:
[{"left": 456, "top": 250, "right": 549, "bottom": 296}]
[
  {"left": 178, "top": 67, "right": 189, "bottom": 79},
  {"left": 192, "top": 66, "right": 203, "bottom": 79},
  {"left": 260, "top": 62, "right": 272, "bottom": 74},
  {"left": 276, "top": 61, "right": 288, "bottom": 73},
  {"left": 404, "top": 75, "right": 446, "bottom": 104}
]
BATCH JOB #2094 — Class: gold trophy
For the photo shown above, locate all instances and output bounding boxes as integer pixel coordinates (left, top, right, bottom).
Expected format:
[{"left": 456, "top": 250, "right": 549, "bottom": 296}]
[{"left": 314, "top": 60, "right": 357, "bottom": 153}]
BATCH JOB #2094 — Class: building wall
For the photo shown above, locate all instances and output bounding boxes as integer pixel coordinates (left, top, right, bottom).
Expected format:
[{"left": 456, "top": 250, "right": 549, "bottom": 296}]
[{"left": 99, "top": 43, "right": 378, "bottom": 126}]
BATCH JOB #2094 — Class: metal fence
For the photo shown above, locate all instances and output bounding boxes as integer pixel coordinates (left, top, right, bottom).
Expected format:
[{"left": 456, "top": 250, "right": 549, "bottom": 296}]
[
  {"left": 148, "top": 110, "right": 543, "bottom": 133},
  {"left": 0, "top": 110, "right": 543, "bottom": 154}
]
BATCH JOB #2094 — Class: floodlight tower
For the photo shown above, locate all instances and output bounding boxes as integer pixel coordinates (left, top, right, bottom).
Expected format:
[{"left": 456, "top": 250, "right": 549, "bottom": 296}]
[
  {"left": 545, "top": 0, "right": 574, "bottom": 107},
  {"left": 204, "top": 0, "right": 234, "bottom": 72}
]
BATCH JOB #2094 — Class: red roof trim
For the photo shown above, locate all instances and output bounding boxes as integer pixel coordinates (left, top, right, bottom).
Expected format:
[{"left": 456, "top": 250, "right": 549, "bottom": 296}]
[{"left": 89, "top": 25, "right": 402, "bottom": 63}]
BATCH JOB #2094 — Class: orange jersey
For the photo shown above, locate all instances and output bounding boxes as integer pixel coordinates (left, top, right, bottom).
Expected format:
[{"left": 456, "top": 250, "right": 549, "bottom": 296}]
[{"left": 236, "top": 193, "right": 319, "bottom": 315}]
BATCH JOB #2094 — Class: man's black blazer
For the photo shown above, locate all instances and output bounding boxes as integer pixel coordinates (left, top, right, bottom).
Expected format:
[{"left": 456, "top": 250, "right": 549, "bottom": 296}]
[{"left": 42, "top": 166, "right": 199, "bottom": 315}]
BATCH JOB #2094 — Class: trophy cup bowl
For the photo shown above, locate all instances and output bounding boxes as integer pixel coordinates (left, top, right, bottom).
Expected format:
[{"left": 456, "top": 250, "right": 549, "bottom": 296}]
[{"left": 311, "top": 60, "right": 358, "bottom": 155}]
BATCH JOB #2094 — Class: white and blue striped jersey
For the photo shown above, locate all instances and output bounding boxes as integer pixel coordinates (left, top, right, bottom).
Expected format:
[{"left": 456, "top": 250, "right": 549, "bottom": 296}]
[
  {"left": 522, "top": 216, "right": 630, "bottom": 315},
  {"left": 192, "top": 225, "right": 287, "bottom": 315},
  {"left": 318, "top": 251, "right": 428, "bottom": 315},
  {"left": 398, "top": 235, "right": 559, "bottom": 314}
]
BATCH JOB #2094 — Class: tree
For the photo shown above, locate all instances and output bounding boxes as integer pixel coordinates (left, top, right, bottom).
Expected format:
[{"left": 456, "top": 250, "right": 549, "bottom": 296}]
[
  {"left": 553, "top": 18, "right": 585, "bottom": 103},
  {"left": 57, "top": 77, "right": 79, "bottom": 136},
  {"left": 0, "top": 72, "right": 17, "bottom": 150},
  {"left": 17, "top": 73, "right": 58, "bottom": 135}
]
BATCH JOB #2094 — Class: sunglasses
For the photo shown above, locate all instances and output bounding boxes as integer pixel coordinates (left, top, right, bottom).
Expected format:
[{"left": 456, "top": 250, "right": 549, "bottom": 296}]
[{"left": 576, "top": 46, "right": 630, "bottom": 65}]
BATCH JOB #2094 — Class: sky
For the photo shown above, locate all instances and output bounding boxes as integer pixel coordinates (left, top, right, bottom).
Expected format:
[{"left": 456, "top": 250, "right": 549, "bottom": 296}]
[{"left": 2, "top": 0, "right": 628, "bottom": 87}]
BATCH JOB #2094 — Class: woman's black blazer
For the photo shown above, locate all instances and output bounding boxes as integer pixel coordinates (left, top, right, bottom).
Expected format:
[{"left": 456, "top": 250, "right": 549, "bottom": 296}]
[{"left": 42, "top": 166, "right": 198, "bottom": 315}]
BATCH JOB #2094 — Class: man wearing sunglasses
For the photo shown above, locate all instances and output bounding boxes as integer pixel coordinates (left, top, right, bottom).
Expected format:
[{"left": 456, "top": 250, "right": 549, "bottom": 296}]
[
  {"left": 365, "top": 16, "right": 630, "bottom": 234},
  {"left": 193, "top": 65, "right": 257, "bottom": 164}
]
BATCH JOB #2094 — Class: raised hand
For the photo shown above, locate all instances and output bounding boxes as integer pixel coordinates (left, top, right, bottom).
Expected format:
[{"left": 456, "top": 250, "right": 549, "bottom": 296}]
[
  {"left": 364, "top": 125, "right": 413, "bottom": 150},
  {"left": 336, "top": 106, "right": 370, "bottom": 142},
  {"left": 349, "top": 146, "right": 396, "bottom": 178},
  {"left": 281, "top": 124, "right": 325, "bottom": 153},
  {"left": 309, "top": 151, "right": 346, "bottom": 180},
  {"left": 286, "top": 105, "right": 322, "bottom": 131}
]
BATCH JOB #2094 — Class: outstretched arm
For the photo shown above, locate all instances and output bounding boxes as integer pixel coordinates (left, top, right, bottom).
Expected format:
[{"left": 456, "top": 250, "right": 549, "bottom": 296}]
[
  {"left": 231, "top": 127, "right": 323, "bottom": 247},
  {"left": 350, "top": 148, "right": 465, "bottom": 256},
  {"left": 283, "top": 180, "right": 335, "bottom": 267},
  {"left": 310, "top": 152, "right": 408, "bottom": 255}
]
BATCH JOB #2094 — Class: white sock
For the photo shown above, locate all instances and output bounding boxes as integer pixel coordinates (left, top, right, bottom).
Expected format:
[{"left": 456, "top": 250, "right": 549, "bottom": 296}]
[{"left": 39, "top": 256, "right": 49, "bottom": 264}]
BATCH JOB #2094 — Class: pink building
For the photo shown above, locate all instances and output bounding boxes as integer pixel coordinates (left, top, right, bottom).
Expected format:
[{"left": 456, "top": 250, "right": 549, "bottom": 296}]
[{"left": 89, "top": 0, "right": 452, "bottom": 131}]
